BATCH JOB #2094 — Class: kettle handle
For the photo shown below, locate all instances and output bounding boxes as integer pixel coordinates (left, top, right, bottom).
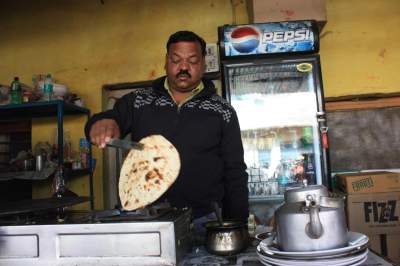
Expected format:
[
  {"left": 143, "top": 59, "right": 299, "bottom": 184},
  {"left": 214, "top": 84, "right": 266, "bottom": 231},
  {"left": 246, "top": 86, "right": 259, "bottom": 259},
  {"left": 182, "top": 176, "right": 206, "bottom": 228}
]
[{"left": 306, "top": 204, "right": 324, "bottom": 239}]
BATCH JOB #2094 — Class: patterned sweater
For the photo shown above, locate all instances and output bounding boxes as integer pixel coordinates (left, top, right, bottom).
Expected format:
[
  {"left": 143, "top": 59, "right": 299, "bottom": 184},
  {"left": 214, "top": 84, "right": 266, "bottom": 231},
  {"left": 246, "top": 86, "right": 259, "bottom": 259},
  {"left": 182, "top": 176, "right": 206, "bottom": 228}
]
[{"left": 85, "top": 76, "right": 249, "bottom": 221}]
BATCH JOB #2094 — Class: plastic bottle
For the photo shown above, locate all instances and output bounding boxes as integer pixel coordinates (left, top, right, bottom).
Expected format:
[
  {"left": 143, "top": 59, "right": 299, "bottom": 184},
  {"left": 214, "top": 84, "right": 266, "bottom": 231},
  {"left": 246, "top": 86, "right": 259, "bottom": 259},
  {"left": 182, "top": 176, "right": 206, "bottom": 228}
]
[
  {"left": 52, "top": 165, "right": 66, "bottom": 221},
  {"left": 10, "top": 77, "right": 22, "bottom": 104},
  {"left": 79, "top": 138, "right": 90, "bottom": 169},
  {"left": 43, "top": 74, "right": 53, "bottom": 101},
  {"left": 53, "top": 165, "right": 66, "bottom": 198}
]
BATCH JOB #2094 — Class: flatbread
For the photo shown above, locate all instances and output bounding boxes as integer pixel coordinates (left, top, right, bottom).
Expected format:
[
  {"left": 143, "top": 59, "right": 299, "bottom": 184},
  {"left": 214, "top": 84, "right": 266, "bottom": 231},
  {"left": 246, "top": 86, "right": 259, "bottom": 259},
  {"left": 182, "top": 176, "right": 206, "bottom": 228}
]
[{"left": 118, "top": 135, "right": 180, "bottom": 211}]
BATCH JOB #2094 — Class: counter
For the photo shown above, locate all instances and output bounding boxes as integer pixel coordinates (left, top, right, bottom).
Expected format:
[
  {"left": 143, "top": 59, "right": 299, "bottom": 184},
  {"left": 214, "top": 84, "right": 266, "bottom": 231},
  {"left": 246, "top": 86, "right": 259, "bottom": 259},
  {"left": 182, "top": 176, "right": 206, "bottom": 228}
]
[{"left": 180, "top": 245, "right": 394, "bottom": 266}]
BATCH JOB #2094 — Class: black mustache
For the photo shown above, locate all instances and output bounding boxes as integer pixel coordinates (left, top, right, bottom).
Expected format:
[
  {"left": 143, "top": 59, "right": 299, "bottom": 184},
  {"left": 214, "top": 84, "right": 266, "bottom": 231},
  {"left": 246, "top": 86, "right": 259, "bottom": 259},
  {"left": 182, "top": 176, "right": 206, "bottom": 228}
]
[{"left": 176, "top": 70, "right": 191, "bottom": 78}]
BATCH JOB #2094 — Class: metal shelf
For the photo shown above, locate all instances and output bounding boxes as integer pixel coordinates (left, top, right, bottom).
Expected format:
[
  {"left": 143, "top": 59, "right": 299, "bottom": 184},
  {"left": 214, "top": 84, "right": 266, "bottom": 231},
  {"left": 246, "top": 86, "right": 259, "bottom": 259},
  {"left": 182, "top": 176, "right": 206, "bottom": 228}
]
[
  {"left": 66, "top": 168, "right": 91, "bottom": 178},
  {"left": 0, "top": 100, "right": 89, "bottom": 120},
  {"left": 0, "top": 100, "right": 94, "bottom": 210},
  {"left": 0, "top": 168, "right": 92, "bottom": 182}
]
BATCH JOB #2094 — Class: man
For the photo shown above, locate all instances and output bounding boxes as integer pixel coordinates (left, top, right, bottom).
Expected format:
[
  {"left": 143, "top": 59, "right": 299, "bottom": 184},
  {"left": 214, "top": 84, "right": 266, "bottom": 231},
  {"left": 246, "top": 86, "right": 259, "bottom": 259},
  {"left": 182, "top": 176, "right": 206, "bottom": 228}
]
[{"left": 85, "top": 31, "right": 248, "bottom": 226}]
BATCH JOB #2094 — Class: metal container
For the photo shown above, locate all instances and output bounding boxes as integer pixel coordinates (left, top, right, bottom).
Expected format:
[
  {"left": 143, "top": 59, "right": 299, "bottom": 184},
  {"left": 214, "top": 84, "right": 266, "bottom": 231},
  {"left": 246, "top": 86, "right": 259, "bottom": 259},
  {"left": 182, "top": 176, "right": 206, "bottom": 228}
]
[
  {"left": 275, "top": 185, "right": 348, "bottom": 252},
  {"left": 36, "top": 154, "right": 43, "bottom": 172},
  {"left": 205, "top": 220, "right": 248, "bottom": 256}
]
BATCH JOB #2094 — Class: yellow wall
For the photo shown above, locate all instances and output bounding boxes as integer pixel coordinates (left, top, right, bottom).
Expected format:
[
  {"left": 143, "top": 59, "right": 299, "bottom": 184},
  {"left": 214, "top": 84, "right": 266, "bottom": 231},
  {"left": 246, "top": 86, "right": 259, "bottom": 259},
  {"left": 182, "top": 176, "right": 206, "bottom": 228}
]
[
  {"left": 320, "top": 0, "right": 400, "bottom": 97},
  {"left": 0, "top": 0, "right": 248, "bottom": 210},
  {"left": 1, "top": 0, "right": 399, "bottom": 209}
]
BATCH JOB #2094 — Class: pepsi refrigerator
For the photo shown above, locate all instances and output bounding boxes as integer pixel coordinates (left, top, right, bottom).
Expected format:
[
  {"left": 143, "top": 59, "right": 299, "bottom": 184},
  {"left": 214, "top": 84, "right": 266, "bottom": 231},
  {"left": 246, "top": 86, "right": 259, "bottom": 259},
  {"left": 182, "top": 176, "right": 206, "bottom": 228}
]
[{"left": 218, "top": 20, "right": 331, "bottom": 207}]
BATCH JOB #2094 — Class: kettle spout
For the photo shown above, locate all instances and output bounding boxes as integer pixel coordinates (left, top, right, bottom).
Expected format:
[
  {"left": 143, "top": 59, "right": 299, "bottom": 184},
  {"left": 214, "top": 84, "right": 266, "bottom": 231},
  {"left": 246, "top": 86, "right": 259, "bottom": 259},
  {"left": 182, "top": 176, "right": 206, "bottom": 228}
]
[{"left": 306, "top": 204, "right": 324, "bottom": 239}]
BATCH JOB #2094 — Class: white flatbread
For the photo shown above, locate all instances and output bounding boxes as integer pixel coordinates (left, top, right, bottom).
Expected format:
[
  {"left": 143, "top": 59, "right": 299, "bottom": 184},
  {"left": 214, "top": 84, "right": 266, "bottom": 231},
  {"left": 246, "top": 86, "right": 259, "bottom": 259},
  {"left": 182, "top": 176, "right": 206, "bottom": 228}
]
[{"left": 118, "top": 135, "right": 180, "bottom": 211}]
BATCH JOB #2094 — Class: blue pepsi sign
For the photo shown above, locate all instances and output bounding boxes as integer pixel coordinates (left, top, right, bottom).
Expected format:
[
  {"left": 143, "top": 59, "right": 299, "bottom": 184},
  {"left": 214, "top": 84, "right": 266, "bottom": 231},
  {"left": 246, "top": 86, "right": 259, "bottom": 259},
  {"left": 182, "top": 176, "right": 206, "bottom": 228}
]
[{"left": 219, "top": 20, "right": 319, "bottom": 58}]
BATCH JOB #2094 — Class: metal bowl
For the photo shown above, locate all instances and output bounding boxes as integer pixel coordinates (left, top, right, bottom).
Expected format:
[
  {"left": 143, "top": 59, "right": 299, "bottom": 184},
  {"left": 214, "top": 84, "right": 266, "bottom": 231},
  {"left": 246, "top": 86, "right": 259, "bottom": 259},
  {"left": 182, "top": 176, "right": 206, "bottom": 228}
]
[{"left": 204, "top": 220, "right": 249, "bottom": 256}]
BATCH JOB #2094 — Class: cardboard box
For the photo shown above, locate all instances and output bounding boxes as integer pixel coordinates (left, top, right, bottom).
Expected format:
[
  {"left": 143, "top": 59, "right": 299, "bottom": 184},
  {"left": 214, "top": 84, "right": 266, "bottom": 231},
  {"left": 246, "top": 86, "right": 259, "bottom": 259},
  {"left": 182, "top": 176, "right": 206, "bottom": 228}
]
[
  {"left": 346, "top": 191, "right": 400, "bottom": 235},
  {"left": 339, "top": 171, "right": 400, "bottom": 263},
  {"left": 346, "top": 191, "right": 400, "bottom": 263},
  {"left": 337, "top": 171, "right": 400, "bottom": 194},
  {"left": 369, "top": 234, "right": 400, "bottom": 264},
  {"left": 247, "top": 0, "right": 327, "bottom": 30}
]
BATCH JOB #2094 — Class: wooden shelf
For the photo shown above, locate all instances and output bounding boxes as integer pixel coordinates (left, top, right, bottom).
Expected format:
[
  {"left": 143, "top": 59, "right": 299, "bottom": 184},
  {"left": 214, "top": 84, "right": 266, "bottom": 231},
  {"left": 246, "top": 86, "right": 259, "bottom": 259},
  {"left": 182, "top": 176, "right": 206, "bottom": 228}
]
[{"left": 326, "top": 96, "right": 400, "bottom": 112}]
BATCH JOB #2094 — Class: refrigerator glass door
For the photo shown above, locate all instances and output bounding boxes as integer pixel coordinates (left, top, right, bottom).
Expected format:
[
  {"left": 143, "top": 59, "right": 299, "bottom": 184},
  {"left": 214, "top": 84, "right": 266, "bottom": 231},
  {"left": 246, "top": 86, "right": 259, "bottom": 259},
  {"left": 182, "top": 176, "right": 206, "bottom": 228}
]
[{"left": 226, "top": 61, "right": 322, "bottom": 199}]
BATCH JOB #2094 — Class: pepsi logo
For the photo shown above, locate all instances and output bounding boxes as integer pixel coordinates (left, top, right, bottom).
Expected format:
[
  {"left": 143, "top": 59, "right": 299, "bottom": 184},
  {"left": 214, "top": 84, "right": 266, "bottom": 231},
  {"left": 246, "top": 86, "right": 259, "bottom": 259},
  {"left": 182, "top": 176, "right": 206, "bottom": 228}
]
[{"left": 230, "top": 26, "right": 260, "bottom": 53}]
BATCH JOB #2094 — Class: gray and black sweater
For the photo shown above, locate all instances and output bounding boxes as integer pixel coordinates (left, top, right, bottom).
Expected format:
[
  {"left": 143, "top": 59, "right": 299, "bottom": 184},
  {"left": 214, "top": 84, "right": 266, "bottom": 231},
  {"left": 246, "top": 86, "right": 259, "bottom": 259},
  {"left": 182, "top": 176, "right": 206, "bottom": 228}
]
[{"left": 85, "top": 76, "right": 249, "bottom": 222}]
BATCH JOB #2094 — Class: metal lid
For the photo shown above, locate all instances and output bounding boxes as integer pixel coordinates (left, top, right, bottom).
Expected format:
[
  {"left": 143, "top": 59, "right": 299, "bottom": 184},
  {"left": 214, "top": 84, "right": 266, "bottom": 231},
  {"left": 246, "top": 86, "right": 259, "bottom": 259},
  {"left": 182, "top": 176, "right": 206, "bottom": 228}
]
[{"left": 284, "top": 185, "right": 329, "bottom": 204}]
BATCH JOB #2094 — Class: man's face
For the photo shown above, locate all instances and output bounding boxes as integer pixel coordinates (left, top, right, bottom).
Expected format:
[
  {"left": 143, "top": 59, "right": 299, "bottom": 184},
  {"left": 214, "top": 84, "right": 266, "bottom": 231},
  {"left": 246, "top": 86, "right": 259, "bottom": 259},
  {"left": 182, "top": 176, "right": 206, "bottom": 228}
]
[{"left": 165, "top": 41, "right": 205, "bottom": 93}]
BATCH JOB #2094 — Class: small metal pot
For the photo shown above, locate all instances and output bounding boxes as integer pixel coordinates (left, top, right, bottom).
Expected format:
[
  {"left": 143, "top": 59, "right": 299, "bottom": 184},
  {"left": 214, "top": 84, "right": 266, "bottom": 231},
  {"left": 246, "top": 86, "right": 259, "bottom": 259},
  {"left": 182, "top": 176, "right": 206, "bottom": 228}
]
[
  {"left": 205, "top": 220, "right": 249, "bottom": 256},
  {"left": 23, "top": 158, "right": 34, "bottom": 171}
]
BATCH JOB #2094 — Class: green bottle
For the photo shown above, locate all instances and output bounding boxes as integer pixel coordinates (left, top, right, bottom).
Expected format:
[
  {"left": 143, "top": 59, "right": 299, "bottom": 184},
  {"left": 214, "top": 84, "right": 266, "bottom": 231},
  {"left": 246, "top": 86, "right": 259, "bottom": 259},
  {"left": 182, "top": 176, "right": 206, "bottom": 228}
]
[
  {"left": 10, "top": 77, "right": 22, "bottom": 104},
  {"left": 43, "top": 74, "right": 53, "bottom": 101}
]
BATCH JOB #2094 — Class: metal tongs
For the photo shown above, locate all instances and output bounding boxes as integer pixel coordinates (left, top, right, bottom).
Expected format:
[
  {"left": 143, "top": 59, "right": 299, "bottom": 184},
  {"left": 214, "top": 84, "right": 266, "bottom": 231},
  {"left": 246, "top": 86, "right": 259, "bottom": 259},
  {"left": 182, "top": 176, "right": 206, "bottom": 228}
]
[
  {"left": 100, "top": 138, "right": 144, "bottom": 209},
  {"left": 105, "top": 138, "right": 144, "bottom": 151}
]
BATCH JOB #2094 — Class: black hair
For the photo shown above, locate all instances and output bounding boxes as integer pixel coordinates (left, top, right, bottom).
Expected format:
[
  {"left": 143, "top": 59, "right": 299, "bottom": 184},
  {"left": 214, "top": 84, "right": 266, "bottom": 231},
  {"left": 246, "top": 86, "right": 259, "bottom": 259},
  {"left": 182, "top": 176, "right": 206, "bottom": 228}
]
[{"left": 166, "top": 31, "right": 206, "bottom": 56}]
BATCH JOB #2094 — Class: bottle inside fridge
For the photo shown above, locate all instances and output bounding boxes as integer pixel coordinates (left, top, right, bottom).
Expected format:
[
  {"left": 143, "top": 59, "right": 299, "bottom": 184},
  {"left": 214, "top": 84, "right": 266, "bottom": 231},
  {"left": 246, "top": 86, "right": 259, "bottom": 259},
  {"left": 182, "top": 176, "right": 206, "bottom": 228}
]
[
  {"left": 227, "top": 62, "right": 323, "bottom": 200},
  {"left": 243, "top": 126, "right": 320, "bottom": 198}
]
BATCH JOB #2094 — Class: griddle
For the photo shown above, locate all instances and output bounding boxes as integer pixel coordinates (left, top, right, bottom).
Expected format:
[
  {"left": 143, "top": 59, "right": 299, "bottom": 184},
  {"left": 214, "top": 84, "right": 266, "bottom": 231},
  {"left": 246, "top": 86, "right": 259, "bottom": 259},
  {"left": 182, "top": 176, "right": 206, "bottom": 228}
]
[
  {"left": 0, "top": 196, "right": 91, "bottom": 217},
  {"left": 94, "top": 207, "right": 175, "bottom": 222}
]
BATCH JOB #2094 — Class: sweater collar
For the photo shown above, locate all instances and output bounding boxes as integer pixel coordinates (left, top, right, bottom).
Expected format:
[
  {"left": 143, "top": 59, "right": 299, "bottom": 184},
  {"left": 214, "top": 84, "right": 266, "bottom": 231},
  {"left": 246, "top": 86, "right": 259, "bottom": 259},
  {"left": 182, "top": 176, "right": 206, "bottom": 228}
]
[{"left": 152, "top": 76, "right": 216, "bottom": 99}]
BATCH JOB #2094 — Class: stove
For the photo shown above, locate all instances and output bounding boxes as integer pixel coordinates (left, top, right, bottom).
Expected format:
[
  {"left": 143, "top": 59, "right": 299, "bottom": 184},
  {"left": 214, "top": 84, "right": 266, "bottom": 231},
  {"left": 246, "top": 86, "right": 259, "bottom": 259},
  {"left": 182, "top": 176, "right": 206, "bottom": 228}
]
[{"left": 0, "top": 206, "right": 192, "bottom": 266}]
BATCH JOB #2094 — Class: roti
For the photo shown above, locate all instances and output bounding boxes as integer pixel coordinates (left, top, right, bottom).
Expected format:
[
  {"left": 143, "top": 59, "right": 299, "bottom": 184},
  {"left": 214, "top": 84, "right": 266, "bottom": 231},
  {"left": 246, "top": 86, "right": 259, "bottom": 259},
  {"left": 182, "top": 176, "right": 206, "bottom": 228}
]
[{"left": 118, "top": 135, "right": 180, "bottom": 211}]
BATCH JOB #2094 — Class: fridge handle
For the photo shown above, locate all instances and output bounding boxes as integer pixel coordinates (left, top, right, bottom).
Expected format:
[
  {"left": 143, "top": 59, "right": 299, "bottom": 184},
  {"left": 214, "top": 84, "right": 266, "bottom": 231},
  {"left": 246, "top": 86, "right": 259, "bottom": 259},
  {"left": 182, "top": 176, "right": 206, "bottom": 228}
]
[
  {"left": 317, "top": 111, "right": 329, "bottom": 148},
  {"left": 316, "top": 112, "right": 331, "bottom": 189},
  {"left": 320, "top": 126, "right": 329, "bottom": 149}
]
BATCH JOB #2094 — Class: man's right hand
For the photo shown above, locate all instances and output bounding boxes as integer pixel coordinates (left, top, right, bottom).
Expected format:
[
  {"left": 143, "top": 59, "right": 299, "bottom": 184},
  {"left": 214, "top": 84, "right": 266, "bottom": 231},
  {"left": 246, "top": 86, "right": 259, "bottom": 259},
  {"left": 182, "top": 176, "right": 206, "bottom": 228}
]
[{"left": 89, "top": 119, "right": 121, "bottom": 148}]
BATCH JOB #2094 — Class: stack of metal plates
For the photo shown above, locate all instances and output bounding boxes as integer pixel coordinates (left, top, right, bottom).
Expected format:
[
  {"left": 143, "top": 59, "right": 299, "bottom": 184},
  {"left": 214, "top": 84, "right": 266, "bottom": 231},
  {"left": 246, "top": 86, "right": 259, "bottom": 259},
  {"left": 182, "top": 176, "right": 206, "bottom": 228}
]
[{"left": 257, "top": 231, "right": 369, "bottom": 266}]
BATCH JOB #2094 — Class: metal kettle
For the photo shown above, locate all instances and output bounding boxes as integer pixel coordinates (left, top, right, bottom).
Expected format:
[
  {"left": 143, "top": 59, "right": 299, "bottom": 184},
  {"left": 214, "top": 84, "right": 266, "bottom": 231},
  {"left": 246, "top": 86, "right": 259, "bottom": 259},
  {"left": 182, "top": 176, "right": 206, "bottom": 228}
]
[{"left": 275, "top": 184, "right": 348, "bottom": 252}]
